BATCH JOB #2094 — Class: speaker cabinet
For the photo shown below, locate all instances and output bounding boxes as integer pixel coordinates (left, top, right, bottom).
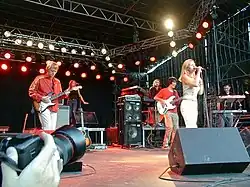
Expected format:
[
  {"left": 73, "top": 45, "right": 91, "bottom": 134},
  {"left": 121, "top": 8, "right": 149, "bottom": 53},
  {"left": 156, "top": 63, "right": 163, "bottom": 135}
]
[
  {"left": 119, "top": 123, "right": 142, "bottom": 146},
  {"left": 168, "top": 128, "right": 250, "bottom": 175},
  {"left": 56, "top": 105, "right": 70, "bottom": 129}
]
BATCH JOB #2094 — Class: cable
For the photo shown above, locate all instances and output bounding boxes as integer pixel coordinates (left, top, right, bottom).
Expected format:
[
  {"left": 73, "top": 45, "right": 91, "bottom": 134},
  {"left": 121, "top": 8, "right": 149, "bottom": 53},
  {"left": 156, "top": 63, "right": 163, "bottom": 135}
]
[
  {"left": 204, "top": 176, "right": 250, "bottom": 187},
  {"left": 61, "top": 163, "right": 96, "bottom": 179}
]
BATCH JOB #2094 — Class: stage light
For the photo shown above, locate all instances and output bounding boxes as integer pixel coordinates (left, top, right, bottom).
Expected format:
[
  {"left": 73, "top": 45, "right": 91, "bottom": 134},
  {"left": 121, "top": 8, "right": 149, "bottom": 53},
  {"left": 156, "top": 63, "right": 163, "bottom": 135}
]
[
  {"left": 108, "top": 63, "right": 113, "bottom": 68},
  {"left": 4, "top": 31, "right": 11, "bottom": 37},
  {"left": 61, "top": 47, "right": 67, "bottom": 53},
  {"left": 81, "top": 50, "right": 86, "bottom": 55},
  {"left": 172, "top": 50, "right": 178, "bottom": 57},
  {"left": 196, "top": 32, "right": 202, "bottom": 39},
  {"left": 164, "top": 18, "right": 174, "bottom": 30},
  {"left": 81, "top": 73, "right": 87, "bottom": 78},
  {"left": 15, "top": 39, "right": 22, "bottom": 45},
  {"left": 39, "top": 68, "right": 45, "bottom": 74},
  {"left": 110, "top": 76, "right": 115, "bottom": 81},
  {"left": 118, "top": 64, "right": 123, "bottom": 69},
  {"left": 96, "top": 74, "right": 101, "bottom": 80},
  {"left": 4, "top": 53, "right": 11, "bottom": 59},
  {"left": 188, "top": 43, "right": 194, "bottom": 49},
  {"left": 150, "top": 57, "right": 156, "bottom": 62},
  {"left": 26, "top": 56, "right": 32, "bottom": 62},
  {"left": 90, "top": 65, "right": 96, "bottom": 70},
  {"left": 38, "top": 42, "right": 44, "bottom": 49},
  {"left": 101, "top": 48, "right": 107, "bottom": 55},
  {"left": 91, "top": 52, "right": 95, "bottom": 57},
  {"left": 26, "top": 40, "right": 33, "bottom": 47},
  {"left": 74, "top": 63, "right": 79, "bottom": 68},
  {"left": 71, "top": 49, "right": 77, "bottom": 54},
  {"left": 170, "top": 41, "right": 176, "bottom": 47},
  {"left": 65, "top": 71, "right": 71, "bottom": 76},
  {"left": 112, "top": 70, "right": 116, "bottom": 74},
  {"left": 105, "top": 56, "right": 110, "bottom": 61},
  {"left": 135, "top": 61, "right": 140, "bottom": 66},
  {"left": 49, "top": 44, "right": 55, "bottom": 51},
  {"left": 57, "top": 61, "right": 62, "bottom": 66},
  {"left": 123, "top": 77, "right": 128, "bottom": 82},
  {"left": 1, "top": 64, "right": 8, "bottom": 70},
  {"left": 21, "top": 65, "right": 27, "bottom": 72},
  {"left": 202, "top": 21, "right": 209, "bottom": 29},
  {"left": 168, "top": 31, "right": 174, "bottom": 37}
]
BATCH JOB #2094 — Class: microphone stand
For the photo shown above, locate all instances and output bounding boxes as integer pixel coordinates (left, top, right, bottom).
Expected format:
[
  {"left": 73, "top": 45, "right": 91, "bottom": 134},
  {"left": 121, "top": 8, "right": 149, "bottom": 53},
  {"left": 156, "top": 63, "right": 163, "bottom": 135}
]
[{"left": 202, "top": 70, "right": 211, "bottom": 128}]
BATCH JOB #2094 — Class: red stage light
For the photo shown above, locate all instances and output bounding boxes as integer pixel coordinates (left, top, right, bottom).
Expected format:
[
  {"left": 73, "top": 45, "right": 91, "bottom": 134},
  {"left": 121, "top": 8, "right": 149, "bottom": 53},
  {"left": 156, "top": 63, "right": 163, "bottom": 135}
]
[
  {"left": 81, "top": 73, "right": 87, "bottom": 78},
  {"left": 39, "top": 68, "right": 45, "bottom": 74},
  {"left": 57, "top": 61, "right": 62, "bottom": 66},
  {"left": 150, "top": 57, "right": 156, "bottom": 62},
  {"left": 188, "top": 43, "right": 194, "bottom": 49},
  {"left": 135, "top": 61, "right": 140, "bottom": 66},
  {"left": 196, "top": 32, "right": 202, "bottom": 39},
  {"left": 110, "top": 76, "right": 115, "bottom": 81},
  {"left": 96, "top": 74, "right": 101, "bottom": 80},
  {"left": 65, "top": 71, "right": 71, "bottom": 76},
  {"left": 123, "top": 77, "right": 128, "bottom": 82},
  {"left": 90, "top": 65, "right": 96, "bottom": 70},
  {"left": 1, "top": 64, "right": 8, "bottom": 70},
  {"left": 4, "top": 53, "right": 11, "bottom": 59},
  {"left": 21, "top": 65, "right": 27, "bottom": 72},
  {"left": 117, "top": 64, "right": 123, "bottom": 69},
  {"left": 202, "top": 21, "right": 209, "bottom": 29}
]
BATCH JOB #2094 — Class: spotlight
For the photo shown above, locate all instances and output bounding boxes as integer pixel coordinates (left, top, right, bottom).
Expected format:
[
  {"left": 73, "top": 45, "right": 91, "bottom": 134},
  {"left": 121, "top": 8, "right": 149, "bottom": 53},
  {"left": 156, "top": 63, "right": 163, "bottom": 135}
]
[
  {"left": 1, "top": 64, "right": 8, "bottom": 70},
  {"left": 4, "top": 31, "right": 11, "bottom": 37},
  {"left": 90, "top": 65, "right": 96, "bottom": 70},
  {"left": 164, "top": 18, "right": 174, "bottom": 30},
  {"left": 172, "top": 50, "right": 178, "bottom": 57},
  {"left": 74, "top": 63, "right": 79, "bottom": 68},
  {"left": 110, "top": 76, "right": 115, "bottom": 81},
  {"left": 26, "top": 57, "right": 32, "bottom": 62},
  {"left": 81, "top": 73, "right": 87, "bottom": 78},
  {"left": 61, "top": 47, "right": 67, "bottom": 53},
  {"left": 81, "top": 50, "right": 86, "bottom": 55},
  {"left": 112, "top": 70, "right": 116, "bottom": 74},
  {"left": 65, "top": 71, "right": 71, "bottom": 76},
  {"left": 26, "top": 40, "right": 33, "bottom": 47},
  {"left": 196, "top": 32, "right": 202, "bottom": 39},
  {"left": 96, "top": 74, "right": 101, "bottom": 80},
  {"left": 21, "top": 65, "right": 27, "bottom": 72},
  {"left": 123, "top": 77, "right": 128, "bottom": 82},
  {"left": 108, "top": 63, "right": 113, "bottom": 68},
  {"left": 150, "top": 57, "right": 156, "bottom": 62},
  {"left": 91, "top": 52, "right": 95, "bottom": 57},
  {"left": 117, "top": 64, "right": 123, "bottom": 69},
  {"left": 71, "top": 49, "right": 77, "bottom": 54},
  {"left": 4, "top": 53, "right": 11, "bottom": 59},
  {"left": 57, "top": 61, "right": 62, "bottom": 66},
  {"left": 202, "top": 21, "right": 209, "bottom": 29},
  {"left": 105, "top": 56, "right": 110, "bottom": 61},
  {"left": 49, "top": 44, "right": 55, "bottom": 50},
  {"left": 168, "top": 31, "right": 174, "bottom": 37},
  {"left": 39, "top": 68, "right": 45, "bottom": 74},
  {"left": 38, "top": 42, "right": 44, "bottom": 49},
  {"left": 170, "top": 41, "right": 176, "bottom": 47},
  {"left": 101, "top": 48, "right": 107, "bottom": 55},
  {"left": 15, "top": 39, "right": 22, "bottom": 45},
  {"left": 135, "top": 61, "right": 140, "bottom": 66}
]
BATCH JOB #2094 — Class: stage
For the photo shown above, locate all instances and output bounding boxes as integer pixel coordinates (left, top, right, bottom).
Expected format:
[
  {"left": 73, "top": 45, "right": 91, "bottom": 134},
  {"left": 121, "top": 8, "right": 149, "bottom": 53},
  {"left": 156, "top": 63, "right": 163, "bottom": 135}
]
[{"left": 59, "top": 147, "right": 250, "bottom": 187}]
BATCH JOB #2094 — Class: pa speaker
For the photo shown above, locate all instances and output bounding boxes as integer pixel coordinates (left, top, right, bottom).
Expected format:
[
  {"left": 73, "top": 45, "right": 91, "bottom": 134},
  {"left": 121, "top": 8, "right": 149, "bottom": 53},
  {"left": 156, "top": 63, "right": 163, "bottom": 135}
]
[
  {"left": 168, "top": 128, "right": 250, "bottom": 175},
  {"left": 56, "top": 105, "right": 70, "bottom": 128},
  {"left": 119, "top": 123, "right": 142, "bottom": 146}
]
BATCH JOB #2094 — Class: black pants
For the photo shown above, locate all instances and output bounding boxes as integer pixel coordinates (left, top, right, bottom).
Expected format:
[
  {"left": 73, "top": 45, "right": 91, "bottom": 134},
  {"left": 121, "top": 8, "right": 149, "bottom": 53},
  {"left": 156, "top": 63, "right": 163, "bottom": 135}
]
[{"left": 68, "top": 99, "right": 78, "bottom": 125}]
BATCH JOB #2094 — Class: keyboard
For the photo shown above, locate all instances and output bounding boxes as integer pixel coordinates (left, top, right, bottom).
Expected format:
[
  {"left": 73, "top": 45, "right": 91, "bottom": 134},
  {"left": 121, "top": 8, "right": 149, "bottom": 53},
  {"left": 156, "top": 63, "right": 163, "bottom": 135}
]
[
  {"left": 212, "top": 110, "right": 247, "bottom": 114},
  {"left": 217, "top": 95, "right": 246, "bottom": 103}
]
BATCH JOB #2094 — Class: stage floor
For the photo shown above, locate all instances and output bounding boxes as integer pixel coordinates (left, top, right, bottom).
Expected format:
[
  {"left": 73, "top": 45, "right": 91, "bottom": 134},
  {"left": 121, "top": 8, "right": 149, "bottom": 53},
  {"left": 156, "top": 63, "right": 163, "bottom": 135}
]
[{"left": 59, "top": 147, "right": 250, "bottom": 187}]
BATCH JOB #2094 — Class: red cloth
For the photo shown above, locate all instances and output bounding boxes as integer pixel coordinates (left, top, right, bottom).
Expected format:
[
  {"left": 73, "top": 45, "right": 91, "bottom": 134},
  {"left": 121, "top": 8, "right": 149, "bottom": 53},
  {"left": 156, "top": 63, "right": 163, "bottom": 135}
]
[
  {"left": 154, "top": 88, "right": 180, "bottom": 113},
  {"left": 28, "top": 74, "right": 64, "bottom": 112}
]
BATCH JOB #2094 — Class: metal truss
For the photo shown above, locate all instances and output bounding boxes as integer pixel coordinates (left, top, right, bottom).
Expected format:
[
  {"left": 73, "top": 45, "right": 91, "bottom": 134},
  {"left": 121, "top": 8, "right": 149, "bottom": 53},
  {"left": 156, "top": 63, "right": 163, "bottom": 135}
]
[
  {"left": 109, "top": 29, "right": 192, "bottom": 57},
  {"left": 187, "top": 0, "right": 216, "bottom": 33},
  {"left": 0, "top": 24, "right": 112, "bottom": 58},
  {"left": 23, "top": 0, "right": 162, "bottom": 33}
]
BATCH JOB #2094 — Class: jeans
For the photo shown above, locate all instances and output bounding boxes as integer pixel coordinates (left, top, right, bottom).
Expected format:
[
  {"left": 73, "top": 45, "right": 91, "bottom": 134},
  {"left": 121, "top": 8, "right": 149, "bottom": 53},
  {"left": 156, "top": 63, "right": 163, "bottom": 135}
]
[
  {"left": 68, "top": 99, "right": 78, "bottom": 124},
  {"left": 220, "top": 113, "right": 234, "bottom": 127},
  {"left": 38, "top": 109, "right": 57, "bottom": 130}
]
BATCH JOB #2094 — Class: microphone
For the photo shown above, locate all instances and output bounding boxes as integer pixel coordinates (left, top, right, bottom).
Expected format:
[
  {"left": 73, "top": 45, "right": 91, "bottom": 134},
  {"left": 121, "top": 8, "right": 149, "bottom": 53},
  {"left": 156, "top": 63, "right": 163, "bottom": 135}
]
[{"left": 195, "top": 66, "right": 206, "bottom": 70}]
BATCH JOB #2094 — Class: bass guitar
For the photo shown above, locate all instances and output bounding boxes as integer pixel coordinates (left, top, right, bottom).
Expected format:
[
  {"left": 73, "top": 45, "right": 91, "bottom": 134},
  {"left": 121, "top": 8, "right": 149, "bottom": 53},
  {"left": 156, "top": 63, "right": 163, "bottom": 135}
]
[
  {"left": 156, "top": 96, "right": 182, "bottom": 115},
  {"left": 33, "top": 86, "right": 82, "bottom": 113}
]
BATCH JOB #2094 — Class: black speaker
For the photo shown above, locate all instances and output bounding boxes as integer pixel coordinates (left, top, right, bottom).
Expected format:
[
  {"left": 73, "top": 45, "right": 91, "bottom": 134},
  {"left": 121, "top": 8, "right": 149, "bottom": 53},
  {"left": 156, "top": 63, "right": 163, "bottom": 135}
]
[
  {"left": 240, "top": 127, "right": 250, "bottom": 157},
  {"left": 119, "top": 123, "right": 142, "bottom": 146},
  {"left": 168, "top": 128, "right": 250, "bottom": 175}
]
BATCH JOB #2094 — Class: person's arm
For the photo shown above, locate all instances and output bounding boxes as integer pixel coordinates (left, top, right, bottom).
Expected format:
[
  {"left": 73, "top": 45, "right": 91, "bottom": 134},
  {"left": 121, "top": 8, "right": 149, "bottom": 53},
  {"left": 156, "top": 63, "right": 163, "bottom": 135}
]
[
  {"left": 198, "top": 79, "right": 204, "bottom": 95},
  {"left": 154, "top": 89, "right": 165, "bottom": 104},
  {"left": 182, "top": 68, "right": 202, "bottom": 87},
  {"left": 78, "top": 90, "right": 88, "bottom": 104},
  {"left": 28, "top": 77, "right": 43, "bottom": 102}
]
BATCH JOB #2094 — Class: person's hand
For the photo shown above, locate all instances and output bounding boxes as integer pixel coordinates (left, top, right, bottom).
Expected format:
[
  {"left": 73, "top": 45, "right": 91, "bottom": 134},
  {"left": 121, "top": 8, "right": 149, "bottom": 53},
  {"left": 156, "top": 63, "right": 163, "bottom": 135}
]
[
  {"left": 1, "top": 132, "right": 63, "bottom": 187},
  {"left": 42, "top": 96, "right": 50, "bottom": 103},
  {"left": 65, "top": 89, "right": 70, "bottom": 95},
  {"left": 83, "top": 101, "right": 89, "bottom": 105},
  {"left": 196, "top": 66, "right": 203, "bottom": 72}
]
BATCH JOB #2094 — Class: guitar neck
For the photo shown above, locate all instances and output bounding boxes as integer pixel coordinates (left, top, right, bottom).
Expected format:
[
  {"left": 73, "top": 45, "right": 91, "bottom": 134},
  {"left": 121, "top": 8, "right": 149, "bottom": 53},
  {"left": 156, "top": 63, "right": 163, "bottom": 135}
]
[{"left": 50, "top": 91, "right": 66, "bottom": 101}]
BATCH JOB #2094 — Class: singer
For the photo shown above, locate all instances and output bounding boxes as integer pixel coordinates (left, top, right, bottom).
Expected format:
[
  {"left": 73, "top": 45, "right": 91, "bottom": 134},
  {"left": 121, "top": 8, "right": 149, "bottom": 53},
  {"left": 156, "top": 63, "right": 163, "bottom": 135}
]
[{"left": 178, "top": 59, "right": 204, "bottom": 128}]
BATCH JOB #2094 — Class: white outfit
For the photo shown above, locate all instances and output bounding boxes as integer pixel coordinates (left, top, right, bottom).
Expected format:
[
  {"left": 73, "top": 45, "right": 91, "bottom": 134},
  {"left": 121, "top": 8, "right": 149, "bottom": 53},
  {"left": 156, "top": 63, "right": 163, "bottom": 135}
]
[
  {"left": 180, "top": 84, "right": 200, "bottom": 128},
  {"left": 38, "top": 109, "right": 57, "bottom": 130}
]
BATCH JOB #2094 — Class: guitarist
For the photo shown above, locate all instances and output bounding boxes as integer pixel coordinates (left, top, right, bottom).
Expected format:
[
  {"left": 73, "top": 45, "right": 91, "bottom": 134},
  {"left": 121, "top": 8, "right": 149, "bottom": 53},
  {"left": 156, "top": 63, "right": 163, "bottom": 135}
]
[
  {"left": 28, "top": 61, "right": 69, "bottom": 131},
  {"left": 154, "top": 77, "right": 180, "bottom": 149}
]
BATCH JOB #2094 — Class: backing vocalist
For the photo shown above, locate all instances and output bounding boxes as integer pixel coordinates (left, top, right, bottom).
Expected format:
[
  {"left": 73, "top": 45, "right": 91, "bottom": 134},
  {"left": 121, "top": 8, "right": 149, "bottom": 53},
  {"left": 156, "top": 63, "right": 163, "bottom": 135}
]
[{"left": 178, "top": 59, "right": 204, "bottom": 128}]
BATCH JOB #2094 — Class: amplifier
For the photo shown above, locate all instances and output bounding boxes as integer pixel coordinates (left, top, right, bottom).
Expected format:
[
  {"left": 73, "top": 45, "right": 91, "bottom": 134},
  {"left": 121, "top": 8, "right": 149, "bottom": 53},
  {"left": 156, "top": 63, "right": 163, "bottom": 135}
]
[
  {"left": 118, "top": 94, "right": 141, "bottom": 102},
  {"left": 56, "top": 105, "right": 70, "bottom": 128}
]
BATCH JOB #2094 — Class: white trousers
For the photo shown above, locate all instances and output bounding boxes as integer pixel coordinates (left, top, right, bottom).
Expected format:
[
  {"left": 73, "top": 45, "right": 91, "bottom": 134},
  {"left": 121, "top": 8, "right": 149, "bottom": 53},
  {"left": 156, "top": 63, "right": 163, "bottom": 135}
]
[
  {"left": 180, "top": 100, "right": 198, "bottom": 128},
  {"left": 38, "top": 109, "right": 58, "bottom": 130}
]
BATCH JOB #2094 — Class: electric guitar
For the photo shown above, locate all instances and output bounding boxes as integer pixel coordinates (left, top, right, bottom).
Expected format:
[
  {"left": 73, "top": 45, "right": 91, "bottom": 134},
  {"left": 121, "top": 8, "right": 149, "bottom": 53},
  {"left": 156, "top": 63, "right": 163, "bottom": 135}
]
[
  {"left": 33, "top": 86, "right": 82, "bottom": 113},
  {"left": 156, "top": 96, "right": 182, "bottom": 115}
]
